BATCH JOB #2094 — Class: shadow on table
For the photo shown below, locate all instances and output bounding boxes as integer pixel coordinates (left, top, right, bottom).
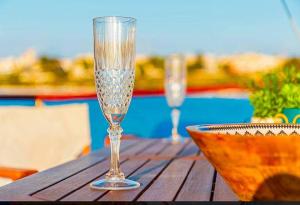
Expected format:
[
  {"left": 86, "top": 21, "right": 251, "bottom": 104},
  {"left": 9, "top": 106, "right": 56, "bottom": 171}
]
[{"left": 252, "top": 173, "right": 300, "bottom": 201}]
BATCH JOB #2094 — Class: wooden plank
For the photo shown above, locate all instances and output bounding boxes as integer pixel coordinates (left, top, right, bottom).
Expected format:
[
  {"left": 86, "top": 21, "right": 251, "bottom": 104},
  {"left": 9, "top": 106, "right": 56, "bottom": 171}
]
[
  {"left": 175, "top": 154, "right": 215, "bottom": 201},
  {"left": 137, "top": 141, "right": 198, "bottom": 201},
  {"left": 213, "top": 173, "right": 238, "bottom": 201},
  {"left": 33, "top": 140, "right": 156, "bottom": 201},
  {"left": 0, "top": 140, "right": 138, "bottom": 201},
  {"left": 97, "top": 141, "right": 173, "bottom": 201},
  {"left": 62, "top": 139, "right": 169, "bottom": 201},
  {"left": 0, "top": 194, "right": 44, "bottom": 201}
]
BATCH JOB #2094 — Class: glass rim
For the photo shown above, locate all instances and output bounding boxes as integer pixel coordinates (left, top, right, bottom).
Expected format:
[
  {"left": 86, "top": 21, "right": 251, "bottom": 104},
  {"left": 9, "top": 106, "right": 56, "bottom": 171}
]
[{"left": 93, "top": 16, "right": 136, "bottom": 24}]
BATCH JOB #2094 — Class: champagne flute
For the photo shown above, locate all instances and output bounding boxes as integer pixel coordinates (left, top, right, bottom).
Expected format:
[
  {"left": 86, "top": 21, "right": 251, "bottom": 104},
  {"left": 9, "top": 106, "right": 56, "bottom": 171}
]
[
  {"left": 164, "top": 54, "right": 187, "bottom": 144},
  {"left": 90, "top": 16, "right": 139, "bottom": 190}
]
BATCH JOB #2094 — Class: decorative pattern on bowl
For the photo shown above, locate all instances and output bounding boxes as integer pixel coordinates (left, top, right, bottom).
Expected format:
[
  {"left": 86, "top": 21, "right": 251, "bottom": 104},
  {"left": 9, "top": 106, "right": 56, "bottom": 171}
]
[
  {"left": 198, "top": 123, "right": 300, "bottom": 136},
  {"left": 187, "top": 123, "right": 300, "bottom": 201}
]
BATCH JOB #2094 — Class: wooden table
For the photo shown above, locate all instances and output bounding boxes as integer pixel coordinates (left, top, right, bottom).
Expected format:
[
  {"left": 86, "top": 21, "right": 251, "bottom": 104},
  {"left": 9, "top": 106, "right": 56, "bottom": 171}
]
[{"left": 0, "top": 139, "right": 238, "bottom": 201}]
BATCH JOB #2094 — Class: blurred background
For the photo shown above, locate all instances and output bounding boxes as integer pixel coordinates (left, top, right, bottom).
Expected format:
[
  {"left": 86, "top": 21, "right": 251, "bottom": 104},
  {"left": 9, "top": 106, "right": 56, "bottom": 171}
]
[
  {"left": 0, "top": 0, "right": 299, "bottom": 152},
  {"left": 1, "top": 0, "right": 299, "bottom": 92}
]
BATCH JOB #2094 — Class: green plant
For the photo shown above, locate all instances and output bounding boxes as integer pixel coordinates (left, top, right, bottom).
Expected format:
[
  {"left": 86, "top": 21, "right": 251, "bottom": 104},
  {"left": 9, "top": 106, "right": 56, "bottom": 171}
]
[
  {"left": 280, "top": 83, "right": 300, "bottom": 108},
  {"left": 250, "top": 66, "right": 300, "bottom": 118}
]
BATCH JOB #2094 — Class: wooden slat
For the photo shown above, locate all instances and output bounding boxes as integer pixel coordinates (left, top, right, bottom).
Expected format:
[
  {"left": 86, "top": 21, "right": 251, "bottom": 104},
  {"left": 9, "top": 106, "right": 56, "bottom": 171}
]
[
  {"left": 175, "top": 153, "right": 215, "bottom": 201},
  {"left": 97, "top": 141, "right": 175, "bottom": 201},
  {"left": 1, "top": 194, "right": 44, "bottom": 201},
  {"left": 0, "top": 140, "right": 137, "bottom": 201},
  {"left": 0, "top": 138, "right": 243, "bottom": 202},
  {"left": 137, "top": 141, "right": 198, "bottom": 201},
  {"left": 33, "top": 140, "right": 156, "bottom": 201},
  {"left": 61, "top": 139, "right": 169, "bottom": 201},
  {"left": 213, "top": 173, "right": 238, "bottom": 201}
]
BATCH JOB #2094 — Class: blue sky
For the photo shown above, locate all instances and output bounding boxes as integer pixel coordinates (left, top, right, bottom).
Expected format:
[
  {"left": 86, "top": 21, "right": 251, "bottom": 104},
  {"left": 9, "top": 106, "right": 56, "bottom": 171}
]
[{"left": 0, "top": 0, "right": 300, "bottom": 57}]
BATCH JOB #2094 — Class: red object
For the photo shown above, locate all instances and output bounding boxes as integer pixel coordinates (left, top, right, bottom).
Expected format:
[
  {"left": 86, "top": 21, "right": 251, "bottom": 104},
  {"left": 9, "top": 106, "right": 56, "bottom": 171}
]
[
  {"left": 0, "top": 167, "right": 37, "bottom": 181},
  {"left": 36, "top": 84, "right": 245, "bottom": 101}
]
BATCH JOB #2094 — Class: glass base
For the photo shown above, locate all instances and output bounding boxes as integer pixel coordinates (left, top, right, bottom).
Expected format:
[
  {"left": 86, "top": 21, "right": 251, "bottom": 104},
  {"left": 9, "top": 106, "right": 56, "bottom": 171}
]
[
  {"left": 90, "top": 178, "right": 140, "bottom": 191},
  {"left": 164, "top": 135, "right": 187, "bottom": 144}
]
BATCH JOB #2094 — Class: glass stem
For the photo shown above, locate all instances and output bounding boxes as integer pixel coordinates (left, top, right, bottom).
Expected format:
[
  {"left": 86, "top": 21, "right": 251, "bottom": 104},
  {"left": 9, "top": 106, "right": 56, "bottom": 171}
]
[
  {"left": 106, "top": 125, "right": 125, "bottom": 181},
  {"left": 171, "top": 108, "right": 180, "bottom": 141}
]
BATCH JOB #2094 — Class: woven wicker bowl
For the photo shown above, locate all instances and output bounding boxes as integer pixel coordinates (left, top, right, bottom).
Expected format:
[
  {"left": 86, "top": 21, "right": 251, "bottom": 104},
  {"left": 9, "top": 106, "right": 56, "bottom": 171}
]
[{"left": 187, "top": 123, "right": 300, "bottom": 201}]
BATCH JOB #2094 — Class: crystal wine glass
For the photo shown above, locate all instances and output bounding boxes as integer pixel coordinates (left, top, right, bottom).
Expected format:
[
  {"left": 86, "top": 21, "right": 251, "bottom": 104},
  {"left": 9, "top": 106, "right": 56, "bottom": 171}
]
[
  {"left": 164, "top": 54, "right": 187, "bottom": 144},
  {"left": 90, "top": 16, "right": 139, "bottom": 190}
]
